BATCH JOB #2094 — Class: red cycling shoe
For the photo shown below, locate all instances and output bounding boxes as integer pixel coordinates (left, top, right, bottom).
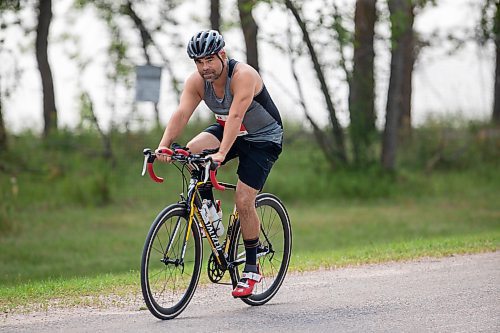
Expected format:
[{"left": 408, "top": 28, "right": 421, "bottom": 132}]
[{"left": 231, "top": 271, "right": 262, "bottom": 298}]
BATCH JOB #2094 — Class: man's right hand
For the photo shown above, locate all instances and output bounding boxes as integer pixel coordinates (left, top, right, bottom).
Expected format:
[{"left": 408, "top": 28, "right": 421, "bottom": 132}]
[{"left": 155, "top": 146, "right": 171, "bottom": 163}]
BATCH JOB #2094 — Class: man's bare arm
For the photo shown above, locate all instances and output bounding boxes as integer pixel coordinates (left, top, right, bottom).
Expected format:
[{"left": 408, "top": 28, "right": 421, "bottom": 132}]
[
  {"left": 158, "top": 73, "right": 203, "bottom": 150},
  {"left": 212, "top": 67, "right": 258, "bottom": 161}
]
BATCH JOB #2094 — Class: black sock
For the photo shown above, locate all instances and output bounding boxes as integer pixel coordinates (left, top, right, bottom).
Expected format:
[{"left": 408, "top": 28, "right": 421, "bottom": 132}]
[{"left": 243, "top": 238, "right": 259, "bottom": 273}]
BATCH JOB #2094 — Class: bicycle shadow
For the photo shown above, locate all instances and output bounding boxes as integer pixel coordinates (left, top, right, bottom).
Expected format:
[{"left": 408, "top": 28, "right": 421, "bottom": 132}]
[{"left": 149, "top": 299, "right": 289, "bottom": 324}]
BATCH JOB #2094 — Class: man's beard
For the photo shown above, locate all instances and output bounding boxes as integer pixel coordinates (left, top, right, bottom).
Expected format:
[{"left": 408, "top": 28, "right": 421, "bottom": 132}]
[{"left": 201, "top": 70, "right": 221, "bottom": 82}]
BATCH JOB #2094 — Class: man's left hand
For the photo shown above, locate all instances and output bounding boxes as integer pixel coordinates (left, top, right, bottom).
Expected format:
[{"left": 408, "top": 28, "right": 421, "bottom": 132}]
[{"left": 209, "top": 151, "right": 226, "bottom": 164}]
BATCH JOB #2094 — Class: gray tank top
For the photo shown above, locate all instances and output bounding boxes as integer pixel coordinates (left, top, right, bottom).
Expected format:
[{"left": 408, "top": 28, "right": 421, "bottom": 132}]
[{"left": 203, "top": 59, "right": 283, "bottom": 144}]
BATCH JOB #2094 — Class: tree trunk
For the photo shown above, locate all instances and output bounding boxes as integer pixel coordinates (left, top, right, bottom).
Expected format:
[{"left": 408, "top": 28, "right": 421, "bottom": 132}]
[
  {"left": 83, "top": 91, "right": 115, "bottom": 166},
  {"left": 287, "top": 27, "right": 338, "bottom": 168},
  {"left": 397, "top": 2, "right": 415, "bottom": 138},
  {"left": 124, "top": 1, "right": 151, "bottom": 64},
  {"left": 349, "top": 0, "right": 377, "bottom": 165},
  {"left": 382, "top": 0, "right": 414, "bottom": 170},
  {"left": 493, "top": 0, "right": 500, "bottom": 124},
  {"left": 0, "top": 85, "right": 7, "bottom": 151},
  {"left": 285, "top": 0, "right": 347, "bottom": 164},
  {"left": 36, "top": 0, "right": 57, "bottom": 138},
  {"left": 210, "top": 0, "right": 221, "bottom": 32},
  {"left": 238, "top": 0, "right": 259, "bottom": 72}
]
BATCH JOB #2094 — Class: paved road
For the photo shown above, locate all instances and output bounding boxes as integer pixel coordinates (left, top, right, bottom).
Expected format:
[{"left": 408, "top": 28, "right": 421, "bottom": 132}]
[{"left": 1, "top": 252, "right": 499, "bottom": 332}]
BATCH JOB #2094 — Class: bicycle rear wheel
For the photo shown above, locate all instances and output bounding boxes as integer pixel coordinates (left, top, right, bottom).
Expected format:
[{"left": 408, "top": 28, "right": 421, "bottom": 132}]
[
  {"left": 141, "top": 204, "right": 202, "bottom": 320},
  {"left": 229, "top": 193, "right": 292, "bottom": 306}
]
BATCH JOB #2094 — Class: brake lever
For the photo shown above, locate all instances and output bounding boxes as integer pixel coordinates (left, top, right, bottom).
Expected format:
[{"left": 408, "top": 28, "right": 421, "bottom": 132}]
[
  {"left": 203, "top": 160, "right": 211, "bottom": 183},
  {"left": 141, "top": 154, "right": 148, "bottom": 176},
  {"left": 141, "top": 148, "right": 164, "bottom": 183},
  {"left": 142, "top": 148, "right": 155, "bottom": 176}
]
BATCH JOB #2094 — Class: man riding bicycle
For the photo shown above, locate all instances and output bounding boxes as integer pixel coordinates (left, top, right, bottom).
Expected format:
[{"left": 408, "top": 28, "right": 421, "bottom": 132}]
[{"left": 155, "top": 29, "right": 283, "bottom": 298}]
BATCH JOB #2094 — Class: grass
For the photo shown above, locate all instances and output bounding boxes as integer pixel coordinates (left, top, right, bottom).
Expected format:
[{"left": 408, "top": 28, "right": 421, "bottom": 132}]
[
  {"left": 0, "top": 272, "right": 142, "bottom": 313},
  {"left": 1, "top": 187, "right": 498, "bottom": 312},
  {"left": 0, "top": 124, "right": 499, "bottom": 312}
]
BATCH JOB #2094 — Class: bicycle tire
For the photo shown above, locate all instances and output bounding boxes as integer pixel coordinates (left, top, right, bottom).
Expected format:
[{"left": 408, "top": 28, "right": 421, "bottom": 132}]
[
  {"left": 141, "top": 204, "right": 203, "bottom": 320},
  {"left": 229, "top": 193, "right": 292, "bottom": 306}
]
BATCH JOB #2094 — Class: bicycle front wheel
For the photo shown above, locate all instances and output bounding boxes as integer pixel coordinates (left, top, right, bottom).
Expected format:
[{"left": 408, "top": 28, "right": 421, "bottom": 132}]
[
  {"left": 230, "top": 193, "right": 292, "bottom": 306},
  {"left": 141, "top": 204, "right": 202, "bottom": 320}
]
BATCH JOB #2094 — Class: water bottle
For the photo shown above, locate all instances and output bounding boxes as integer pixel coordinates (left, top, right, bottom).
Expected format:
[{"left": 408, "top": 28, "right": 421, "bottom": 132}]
[
  {"left": 208, "top": 201, "right": 224, "bottom": 237},
  {"left": 200, "top": 201, "right": 210, "bottom": 238},
  {"left": 201, "top": 200, "right": 224, "bottom": 237}
]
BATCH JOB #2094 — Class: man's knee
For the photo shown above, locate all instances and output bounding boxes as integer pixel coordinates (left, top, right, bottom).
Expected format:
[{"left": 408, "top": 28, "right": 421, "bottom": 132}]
[
  {"left": 235, "top": 183, "right": 258, "bottom": 213},
  {"left": 186, "top": 137, "right": 199, "bottom": 151},
  {"left": 235, "top": 193, "right": 253, "bottom": 211},
  {"left": 187, "top": 132, "right": 220, "bottom": 153}
]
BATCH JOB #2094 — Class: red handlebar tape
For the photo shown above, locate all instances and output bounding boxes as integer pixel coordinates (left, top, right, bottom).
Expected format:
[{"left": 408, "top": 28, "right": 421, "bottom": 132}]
[
  {"left": 210, "top": 170, "right": 225, "bottom": 191},
  {"left": 174, "top": 148, "right": 189, "bottom": 156},
  {"left": 158, "top": 148, "right": 174, "bottom": 155},
  {"left": 146, "top": 148, "right": 224, "bottom": 189},
  {"left": 147, "top": 163, "right": 164, "bottom": 183}
]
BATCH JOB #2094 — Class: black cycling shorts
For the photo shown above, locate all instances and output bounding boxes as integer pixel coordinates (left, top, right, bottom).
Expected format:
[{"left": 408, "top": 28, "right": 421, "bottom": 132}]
[{"left": 204, "top": 123, "right": 282, "bottom": 190}]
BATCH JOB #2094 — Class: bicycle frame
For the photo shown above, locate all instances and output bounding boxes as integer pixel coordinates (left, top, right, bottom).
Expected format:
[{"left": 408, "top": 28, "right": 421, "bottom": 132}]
[{"left": 167, "top": 165, "right": 243, "bottom": 281}]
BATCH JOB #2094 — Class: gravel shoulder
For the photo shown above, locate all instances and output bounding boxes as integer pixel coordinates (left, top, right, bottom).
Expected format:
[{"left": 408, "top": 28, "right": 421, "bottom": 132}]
[{"left": 1, "top": 252, "right": 499, "bottom": 332}]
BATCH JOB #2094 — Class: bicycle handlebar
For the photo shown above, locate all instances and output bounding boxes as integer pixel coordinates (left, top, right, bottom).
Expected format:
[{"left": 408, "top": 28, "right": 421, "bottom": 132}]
[
  {"left": 141, "top": 148, "right": 225, "bottom": 190},
  {"left": 209, "top": 161, "right": 225, "bottom": 191}
]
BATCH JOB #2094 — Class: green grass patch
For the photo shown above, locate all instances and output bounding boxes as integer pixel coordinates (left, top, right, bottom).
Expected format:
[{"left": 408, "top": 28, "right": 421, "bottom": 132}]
[
  {"left": 0, "top": 271, "right": 141, "bottom": 313},
  {"left": 0, "top": 124, "right": 499, "bottom": 312},
  {"left": 1, "top": 192, "right": 498, "bottom": 312}
]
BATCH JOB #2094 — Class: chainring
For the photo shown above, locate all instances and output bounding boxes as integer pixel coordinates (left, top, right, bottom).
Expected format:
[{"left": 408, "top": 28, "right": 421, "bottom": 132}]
[{"left": 207, "top": 252, "right": 226, "bottom": 283}]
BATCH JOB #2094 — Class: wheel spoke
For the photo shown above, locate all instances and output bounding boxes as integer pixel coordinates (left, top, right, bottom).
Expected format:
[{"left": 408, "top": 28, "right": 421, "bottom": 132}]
[
  {"left": 231, "top": 194, "right": 291, "bottom": 306},
  {"left": 141, "top": 206, "right": 202, "bottom": 319}
]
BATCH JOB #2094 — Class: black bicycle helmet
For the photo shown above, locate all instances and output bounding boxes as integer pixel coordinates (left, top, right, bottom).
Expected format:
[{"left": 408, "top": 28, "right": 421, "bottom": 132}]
[{"left": 187, "top": 30, "right": 225, "bottom": 59}]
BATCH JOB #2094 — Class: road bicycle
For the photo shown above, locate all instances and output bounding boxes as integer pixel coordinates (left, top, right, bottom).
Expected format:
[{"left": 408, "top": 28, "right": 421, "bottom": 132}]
[{"left": 140, "top": 146, "right": 292, "bottom": 320}]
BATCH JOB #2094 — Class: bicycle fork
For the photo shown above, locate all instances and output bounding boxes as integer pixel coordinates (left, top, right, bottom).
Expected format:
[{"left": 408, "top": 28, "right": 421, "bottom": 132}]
[{"left": 160, "top": 215, "right": 188, "bottom": 272}]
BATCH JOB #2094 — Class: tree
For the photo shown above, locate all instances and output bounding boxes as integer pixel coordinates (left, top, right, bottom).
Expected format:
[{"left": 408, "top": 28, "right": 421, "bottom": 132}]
[
  {"left": 0, "top": 1, "right": 25, "bottom": 150},
  {"left": 0, "top": 82, "right": 6, "bottom": 151},
  {"left": 494, "top": 1, "right": 500, "bottom": 124},
  {"left": 74, "top": 0, "right": 182, "bottom": 130},
  {"left": 485, "top": 0, "right": 500, "bottom": 124},
  {"left": 471, "top": 0, "right": 499, "bottom": 124},
  {"left": 0, "top": 44, "right": 8, "bottom": 151},
  {"left": 395, "top": 3, "right": 415, "bottom": 138},
  {"left": 285, "top": 24, "right": 340, "bottom": 168},
  {"left": 36, "top": 0, "right": 58, "bottom": 138},
  {"left": 349, "top": 0, "right": 377, "bottom": 165},
  {"left": 382, "top": 0, "right": 417, "bottom": 170},
  {"left": 210, "top": 0, "right": 221, "bottom": 32},
  {"left": 122, "top": 0, "right": 178, "bottom": 127},
  {"left": 389, "top": 0, "right": 416, "bottom": 139},
  {"left": 238, "top": 0, "right": 260, "bottom": 72},
  {"left": 284, "top": 0, "right": 347, "bottom": 165}
]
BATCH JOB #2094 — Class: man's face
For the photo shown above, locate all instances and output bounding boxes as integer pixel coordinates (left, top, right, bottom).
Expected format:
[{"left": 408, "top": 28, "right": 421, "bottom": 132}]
[{"left": 195, "top": 54, "right": 223, "bottom": 82}]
